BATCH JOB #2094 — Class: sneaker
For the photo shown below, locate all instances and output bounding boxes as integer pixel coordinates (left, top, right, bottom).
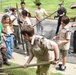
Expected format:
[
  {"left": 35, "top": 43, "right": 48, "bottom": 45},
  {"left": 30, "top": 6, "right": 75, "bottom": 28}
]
[
  {"left": 56, "top": 66, "right": 66, "bottom": 71},
  {"left": 58, "top": 64, "right": 62, "bottom": 67},
  {"left": 0, "top": 69, "right": 4, "bottom": 73},
  {"left": 4, "top": 62, "right": 11, "bottom": 66},
  {"left": 15, "top": 46, "right": 19, "bottom": 49}
]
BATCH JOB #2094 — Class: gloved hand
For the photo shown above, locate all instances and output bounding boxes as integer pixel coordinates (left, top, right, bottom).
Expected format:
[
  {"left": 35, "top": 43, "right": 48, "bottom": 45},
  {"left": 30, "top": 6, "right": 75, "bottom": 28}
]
[{"left": 54, "top": 15, "right": 60, "bottom": 19}]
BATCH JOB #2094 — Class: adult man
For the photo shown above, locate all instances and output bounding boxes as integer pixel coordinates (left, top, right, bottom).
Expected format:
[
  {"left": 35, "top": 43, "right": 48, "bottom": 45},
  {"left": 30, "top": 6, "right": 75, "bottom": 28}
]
[
  {"left": 55, "top": 3, "right": 66, "bottom": 35},
  {"left": 18, "top": 1, "right": 29, "bottom": 22},
  {"left": 10, "top": 8, "right": 21, "bottom": 49},
  {"left": 35, "top": 2, "right": 48, "bottom": 35}
]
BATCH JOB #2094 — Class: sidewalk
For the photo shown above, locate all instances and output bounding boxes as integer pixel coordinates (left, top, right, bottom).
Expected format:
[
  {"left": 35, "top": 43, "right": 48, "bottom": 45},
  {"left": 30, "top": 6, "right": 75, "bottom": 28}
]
[{"left": 8, "top": 52, "right": 76, "bottom": 75}]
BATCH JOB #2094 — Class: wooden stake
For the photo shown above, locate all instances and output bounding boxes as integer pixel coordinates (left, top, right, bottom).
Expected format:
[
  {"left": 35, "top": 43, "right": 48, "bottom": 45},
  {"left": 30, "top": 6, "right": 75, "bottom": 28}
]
[{"left": 0, "top": 61, "right": 52, "bottom": 70}]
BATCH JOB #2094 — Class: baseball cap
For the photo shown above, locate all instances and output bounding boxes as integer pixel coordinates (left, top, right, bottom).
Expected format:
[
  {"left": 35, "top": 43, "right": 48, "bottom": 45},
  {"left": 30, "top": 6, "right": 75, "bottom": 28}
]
[{"left": 59, "top": 2, "right": 64, "bottom": 5}]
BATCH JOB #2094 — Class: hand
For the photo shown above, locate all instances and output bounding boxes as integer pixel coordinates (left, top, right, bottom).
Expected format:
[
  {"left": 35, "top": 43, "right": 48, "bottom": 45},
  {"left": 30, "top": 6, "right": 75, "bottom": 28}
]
[
  {"left": 54, "top": 16, "right": 56, "bottom": 19},
  {"left": 52, "top": 60, "right": 59, "bottom": 65},
  {"left": 22, "top": 63, "right": 28, "bottom": 68},
  {"left": 54, "top": 15, "right": 59, "bottom": 19},
  {"left": 52, "top": 36, "right": 57, "bottom": 40},
  {"left": 39, "top": 20, "right": 42, "bottom": 22}
]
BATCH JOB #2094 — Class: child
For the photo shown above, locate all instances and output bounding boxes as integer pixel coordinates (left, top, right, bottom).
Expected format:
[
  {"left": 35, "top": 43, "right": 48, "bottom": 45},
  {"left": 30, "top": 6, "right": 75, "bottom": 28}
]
[
  {"left": 53, "top": 16, "right": 71, "bottom": 71},
  {"left": 21, "top": 10, "right": 32, "bottom": 25},
  {"left": 1, "top": 14, "right": 14, "bottom": 60},
  {"left": 0, "top": 22, "right": 10, "bottom": 72},
  {"left": 21, "top": 10, "right": 33, "bottom": 55},
  {"left": 21, "top": 25, "right": 59, "bottom": 75}
]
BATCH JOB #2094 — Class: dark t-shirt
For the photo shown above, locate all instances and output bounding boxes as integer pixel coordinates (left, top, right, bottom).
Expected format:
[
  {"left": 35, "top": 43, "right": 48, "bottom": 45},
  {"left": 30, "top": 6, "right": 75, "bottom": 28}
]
[{"left": 57, "top": 7, "right": 66, "bottom": 16}]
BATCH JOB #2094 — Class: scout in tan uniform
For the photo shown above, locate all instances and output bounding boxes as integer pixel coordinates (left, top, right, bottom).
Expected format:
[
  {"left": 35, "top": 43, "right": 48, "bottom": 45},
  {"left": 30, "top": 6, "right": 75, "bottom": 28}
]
[
  {"left": 21, "top": 25, "right": 59, "bottom": 75},
  {"left": 53, "top": 16, "right": 71, "bottom": 71}
]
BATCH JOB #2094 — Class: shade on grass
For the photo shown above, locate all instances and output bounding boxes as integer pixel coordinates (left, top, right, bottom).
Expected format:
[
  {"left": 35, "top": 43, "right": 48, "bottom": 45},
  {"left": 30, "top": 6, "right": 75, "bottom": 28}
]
[{"left": 3, "top": 63, "right": 63, "bottom": 75}]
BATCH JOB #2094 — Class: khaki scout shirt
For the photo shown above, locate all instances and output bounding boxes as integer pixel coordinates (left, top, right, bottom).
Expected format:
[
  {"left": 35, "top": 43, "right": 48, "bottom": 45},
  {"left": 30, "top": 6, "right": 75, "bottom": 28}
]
[
  {"left": 30, "top": 35, "right": 55, "bottom": 61},
  {"left": 58, "top": 25, "right": 71, "bottom": 50}
]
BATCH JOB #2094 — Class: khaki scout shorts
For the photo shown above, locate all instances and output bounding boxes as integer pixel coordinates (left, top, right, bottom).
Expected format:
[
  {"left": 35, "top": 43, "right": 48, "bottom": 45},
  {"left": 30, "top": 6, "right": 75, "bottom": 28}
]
[
  {"left": 60, "top": 50, "right": 68, "bottom": 56},
  {"left": 36, "top": 59, "right": 53, "bottom": 75}
]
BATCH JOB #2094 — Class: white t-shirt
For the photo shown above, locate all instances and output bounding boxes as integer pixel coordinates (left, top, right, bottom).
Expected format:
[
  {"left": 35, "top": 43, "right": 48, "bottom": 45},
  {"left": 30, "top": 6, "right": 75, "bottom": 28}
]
[
  {"left": 10, "top": 14, "right": 18, "bottom": 25},
  {"left": 23, "top": 17, "right": 32, "bottom": 25}
]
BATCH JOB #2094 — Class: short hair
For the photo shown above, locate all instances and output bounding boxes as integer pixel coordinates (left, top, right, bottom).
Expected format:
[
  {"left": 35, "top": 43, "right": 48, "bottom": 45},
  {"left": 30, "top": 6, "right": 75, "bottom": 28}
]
[
  {"left": 21, "top": 1, "right": 25, "bottom": 5},
  {"left": 22, "top": 10, "right": 28, "bottom": 16},
  {"left": 36, "top": 2, "right": 42, "bottom": 6},
  {"left": 21, "top": 25, "right": 34, "bottom": 37},
  {"left": 61, "top": 16, "right": 70, "bottom": 25},
  {"left": 11, "top": 8, "right": 17, "bottom": 12}
]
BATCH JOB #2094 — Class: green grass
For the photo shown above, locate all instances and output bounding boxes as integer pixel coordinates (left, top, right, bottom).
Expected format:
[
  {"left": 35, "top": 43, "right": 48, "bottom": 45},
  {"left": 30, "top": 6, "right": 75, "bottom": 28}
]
[
  {"left": 3, "top": 63, "right": 63, "bottom": 75},
  {"left": 0, "top": 0, "right": 76, "bottom": 18}
]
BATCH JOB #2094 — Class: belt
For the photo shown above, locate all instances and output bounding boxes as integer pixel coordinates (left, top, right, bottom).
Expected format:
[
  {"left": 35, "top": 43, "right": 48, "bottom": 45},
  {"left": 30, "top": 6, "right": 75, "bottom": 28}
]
[{"left": 13, "top": 25, "right": 18, "bottom": 27}]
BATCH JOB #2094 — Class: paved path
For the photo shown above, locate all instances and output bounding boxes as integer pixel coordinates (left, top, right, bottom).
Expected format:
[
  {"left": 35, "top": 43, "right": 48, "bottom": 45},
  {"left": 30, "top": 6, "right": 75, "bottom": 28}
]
[{"left": 8, "top": 52, "right": 76, "bottom": 75}]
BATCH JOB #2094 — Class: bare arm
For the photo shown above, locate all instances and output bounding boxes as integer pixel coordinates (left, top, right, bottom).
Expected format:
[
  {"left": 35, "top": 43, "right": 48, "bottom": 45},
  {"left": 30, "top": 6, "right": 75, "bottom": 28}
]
[
  {"left": 2, "top": 34, "right": 6, "bottom": 41},
  {"left": 52, "top": 36, "right": 59, "bottom": 40},
  {"left": 52, "top": 41, "right": 59, "bottom": 60},
  {"left": 11, "top": 18, "right": 16, "bottom": 23},
  {"left": 23, "top": 53, "right": 34, "bottom": 68},
  {"left": 57, "top": 39, "right": 70, "bottom": 46},
  {"left": 72, "top": 24, "right": 76, "bottom": 27},
  {"left": 35, "top": 16, "right": 42, "bottom": 22},
  {"left": 45, "top": 12, "right": 48, "bottom": 16}
]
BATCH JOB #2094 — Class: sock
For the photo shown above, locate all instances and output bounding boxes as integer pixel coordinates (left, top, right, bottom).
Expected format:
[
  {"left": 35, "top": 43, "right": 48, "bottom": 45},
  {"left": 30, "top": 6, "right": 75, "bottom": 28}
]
[{"left": 61, "top": 65, "right": 65, "bottom": 69}]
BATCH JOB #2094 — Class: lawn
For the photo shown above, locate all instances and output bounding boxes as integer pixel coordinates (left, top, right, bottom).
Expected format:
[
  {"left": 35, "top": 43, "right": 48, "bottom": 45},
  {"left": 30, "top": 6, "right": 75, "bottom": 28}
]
[
  {"left": 0, "top": 0, "right": 76, "bottom": 18},
  {"left": 3, "top": 63, "right": 63, "bottom": 75}
]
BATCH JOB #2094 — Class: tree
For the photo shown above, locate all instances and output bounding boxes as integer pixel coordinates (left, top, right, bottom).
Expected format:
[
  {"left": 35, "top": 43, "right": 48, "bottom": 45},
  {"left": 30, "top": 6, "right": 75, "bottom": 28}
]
[{"left": 34, "top": 0, "right": 40, "bottom": 5}]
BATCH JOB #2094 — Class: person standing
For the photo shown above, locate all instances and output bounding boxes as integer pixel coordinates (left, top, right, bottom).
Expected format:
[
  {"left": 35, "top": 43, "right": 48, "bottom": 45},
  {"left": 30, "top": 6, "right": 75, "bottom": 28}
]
[
  {"left": 2, "top": 14, "right": 14, "bottom": 60},
  {"left": 10, "top": 8, "right": 21, "bottom": 49},
  {"left": 20, "top": 10, "right": 33, "bottom": 55},
  {"left": 35, "top": 2, "right": 48, "bottom": 35},
  {"left": 0, "top": 22, "right": 10, "bottom": 72},
  {"left": 55, "top": 3, "right": 66, "bottom": 35},
  {"left": 53, "top": 16, "right": 71, "bottom": 71},
  {"left": 18, "top": 1, "right": 29, "bottom": 21}
]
